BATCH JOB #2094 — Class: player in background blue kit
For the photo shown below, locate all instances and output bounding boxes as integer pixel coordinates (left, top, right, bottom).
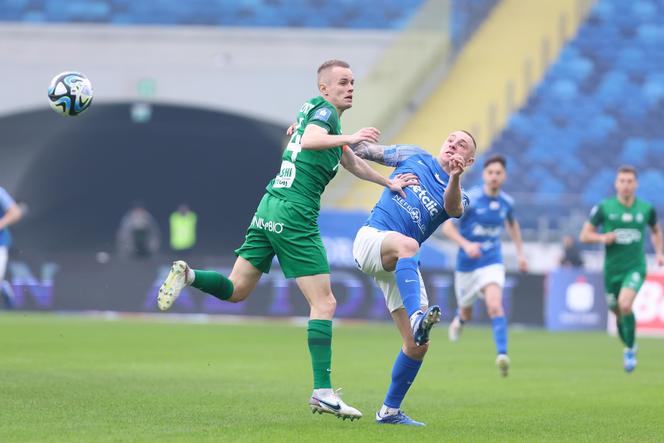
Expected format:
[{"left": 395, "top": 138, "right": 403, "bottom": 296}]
[
  {"left": 441, "top": 155, "right": 527, "bottom": 377},
  {"left": 351, "top": 130, "right": 476, "bottom": 425},
  {"left": 0, "top": 186, "right": 23, "bottom": 305}
]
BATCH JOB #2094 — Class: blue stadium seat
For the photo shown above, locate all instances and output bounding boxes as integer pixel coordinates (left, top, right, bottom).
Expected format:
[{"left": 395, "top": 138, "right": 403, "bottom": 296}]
[
  {"left": 481, "top": 0, "right": 664, "bottom": 228},
  {"left": 1, "top": 0, "right": 480, "bottom": 30}
]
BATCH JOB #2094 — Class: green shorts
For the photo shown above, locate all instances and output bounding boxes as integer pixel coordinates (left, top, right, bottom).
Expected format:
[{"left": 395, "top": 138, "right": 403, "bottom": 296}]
[
  {"left": 235, "top": 193, "right": 329, "bottom": 279},
  {"left": 604, "top": 269, "right": 645, "bottom": 310}
]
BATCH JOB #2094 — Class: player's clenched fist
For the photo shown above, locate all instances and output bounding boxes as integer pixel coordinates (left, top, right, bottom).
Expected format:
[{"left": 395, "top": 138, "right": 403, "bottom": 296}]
[{"left": 448, "top": 153, "right": 467, "bottom": 177}]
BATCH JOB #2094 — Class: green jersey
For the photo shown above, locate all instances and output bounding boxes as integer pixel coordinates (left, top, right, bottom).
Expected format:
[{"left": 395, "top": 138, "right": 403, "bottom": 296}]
[
  {"left": 266, "top": 96, "right": 343, "bottom": 212},
  {"left": 589, "top": 197, "right": 657, "bottom": 275}
]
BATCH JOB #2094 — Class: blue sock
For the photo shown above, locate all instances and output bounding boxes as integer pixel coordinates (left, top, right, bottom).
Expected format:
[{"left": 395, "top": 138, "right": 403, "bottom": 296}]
[
  {"left": 384, "top": 350, "right": 423, "bottom": 409},
  {"left": 491, "top": 316, "right": 508, "bottom": 355},
  {"left": 395, "top": 256, "right": 421, "bottom": 317}
]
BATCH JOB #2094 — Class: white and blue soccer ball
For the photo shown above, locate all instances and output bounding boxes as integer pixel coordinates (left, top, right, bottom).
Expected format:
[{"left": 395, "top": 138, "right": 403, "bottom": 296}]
[{"left": 47, "top": 71, "right": 94, "bottom": 116}]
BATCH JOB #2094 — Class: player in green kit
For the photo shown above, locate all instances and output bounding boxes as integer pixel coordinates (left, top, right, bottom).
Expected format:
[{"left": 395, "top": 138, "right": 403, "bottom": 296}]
[
  {"left": 579, "top": 165, "right": 664, "bottom": 373},
  {"left": 157, "top": 60, "right": 417, "bottom": 419}
]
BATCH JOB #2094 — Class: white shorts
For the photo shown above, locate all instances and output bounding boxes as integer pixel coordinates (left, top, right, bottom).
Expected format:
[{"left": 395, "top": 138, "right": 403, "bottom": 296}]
[
  {"left": 454, "top": 263, "right": 505, "bottom": 308},
  {"left": 352, "top": 226, "right": 428, "bottom": 313},
  {"left": 0, "top": 247, "right": 7, "bottom": 282}
]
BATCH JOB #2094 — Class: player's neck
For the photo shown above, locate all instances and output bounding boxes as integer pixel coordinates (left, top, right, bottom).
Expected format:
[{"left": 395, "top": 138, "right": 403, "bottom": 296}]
[
  {"left": 484, "top": 184, "right": 500, "bottom": 197},
  {"left": 617, "top": 194, "right": 635, "bottom": 207},
  {"left": 438, "top": 157, "right": 449, "bottom": 173}
]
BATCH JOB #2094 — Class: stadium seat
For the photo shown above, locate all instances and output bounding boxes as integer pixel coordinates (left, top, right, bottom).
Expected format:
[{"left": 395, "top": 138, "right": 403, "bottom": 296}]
[{"left": 480, "top": 0, "right": 664, "bottom": 233}]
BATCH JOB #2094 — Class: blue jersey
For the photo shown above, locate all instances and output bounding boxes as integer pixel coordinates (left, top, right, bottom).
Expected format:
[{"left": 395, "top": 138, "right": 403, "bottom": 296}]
[
  {"left": 366, "top": 145, "right": 469, "bottom": 245},
  {"left": 0, "top": 187, "right": 16, "bottom": 247},
  {"left": 455, "top": 186, "right": 515, "bottom": 271}
]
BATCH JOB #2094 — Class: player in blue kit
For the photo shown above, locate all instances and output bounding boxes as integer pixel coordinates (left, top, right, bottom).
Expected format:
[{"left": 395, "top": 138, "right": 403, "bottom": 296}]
[
  {"left": 351, "top": 130, "right": 476, "bottom": 426},
  {"left": 441, "top": 154, "right": 527, "bottom": 377},
  {"left": 0, "top": 186, "right": 23, "bottom": 304}
]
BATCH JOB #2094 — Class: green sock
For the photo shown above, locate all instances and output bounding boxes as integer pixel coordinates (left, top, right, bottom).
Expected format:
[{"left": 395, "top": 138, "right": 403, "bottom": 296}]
[
  {"left": 616, "top": 316, "right": 627, "bottom": 346},
  {"left": 308, "top": 319, "right": 333, "bottom": 389},
  {"left": 620, "top": 313, "right": 636, "bottom": 349},
  {"left": 191, "top": 270, "right": 234, "bottom": 300}
]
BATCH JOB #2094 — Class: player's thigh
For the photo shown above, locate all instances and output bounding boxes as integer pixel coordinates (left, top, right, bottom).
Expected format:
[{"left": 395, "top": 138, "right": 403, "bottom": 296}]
[
  {"left": 227, "top": 256, "right": 264, "bottom": 302},
  {"left": 379, "top": 232, "right": 419, "bottom": 272},
  {"left": 483, "top": 283, "right": 504, "bottom": 316},
  {"left": 621, "top": 270, "right": 645, "bottom": 297},
  {"left": 0, "top": 247, "right": 7, "bottom": 281},
  {"left": 353, "top": 226, "right": 390, "bottom": 274},
  {"left": 454, "top": 271, "right": 481, "bottom": 309},
  {"left": 618, "top": 270, "right": 644, "bottom": 312},
  {"left": 234, "top": 196, "right": 277, "bottom": 275},
  {"left": 295, "top": 273, "right": 335, "bottom": 316},
  {"left": 604, "top": 275, "right": 622, "bottom": 311},
  {"left": 270, "top": 204, "right": 330, "bottom": 279}
]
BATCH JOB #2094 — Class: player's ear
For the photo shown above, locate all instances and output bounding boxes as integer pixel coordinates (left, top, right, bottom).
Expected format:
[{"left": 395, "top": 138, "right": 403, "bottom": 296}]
[
  {"left": 466, "top": 156, "right": 475, "bottom": 168},
  {"left": 319, "top": 81, "right": 328, "bottom": 96}
]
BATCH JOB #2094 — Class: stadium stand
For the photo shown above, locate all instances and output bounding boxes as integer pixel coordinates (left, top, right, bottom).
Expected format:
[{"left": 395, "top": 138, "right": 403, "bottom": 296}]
[
  {"left": 0, "top": 0, "right": 498, "bottom": 37},
  {"left": 473, "top": 0, "right": 664, "bottom": 233},
  {"left": 0, "top": 0, "right": 424, "bottom": 29},
  {"left": 333, "top": 0, "right": 591, "bottom": 215}
]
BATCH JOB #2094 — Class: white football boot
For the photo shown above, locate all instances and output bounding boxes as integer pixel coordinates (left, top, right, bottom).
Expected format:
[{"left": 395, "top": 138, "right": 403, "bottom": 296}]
[
  {"left": 157, "top": 260, "right": 190, "bottom": 311},
  {"left": 496, "top": 353, "right": 510, "bottom": 377},
  {"left": 309, "top": 389, "right": 362, "bottom": 421},
  {"left": 448, "top": 316, "right": 464, "bottom": 342}
]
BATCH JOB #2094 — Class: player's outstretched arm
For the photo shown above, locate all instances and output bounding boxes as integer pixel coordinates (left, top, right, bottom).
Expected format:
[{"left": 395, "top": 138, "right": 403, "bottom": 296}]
[
  {"left": 340, "top": 148, "right": 417, "bottom": 198},
  {"left": 650, "top": 222, "right": 664, "bottom": 266},
  {"left": 0, "top": 202, "right": 22, "bottom": 230},
  {"left": 443, "top": 154, "right": 467, "bottom": 217},
  {"left": 505, "top": 219, "right": 528, "bottom": 272},
  {"left": 442, "top": 220, "right": 482, "bottom": 258},
  {"left": 300, "top": 124, "right": 379, "bottom": 150},
  {"left": 579, "top": 222, "right": 615, "bottom": 245},
  {"left": 350, "top": 142, "right": 427, "bottom": 166}
]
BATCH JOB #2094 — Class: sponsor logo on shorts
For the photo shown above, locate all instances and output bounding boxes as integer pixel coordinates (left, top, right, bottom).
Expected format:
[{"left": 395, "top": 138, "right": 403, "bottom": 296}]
[{"left": 251, "top": 216, "right": 285, "bottom": 234}]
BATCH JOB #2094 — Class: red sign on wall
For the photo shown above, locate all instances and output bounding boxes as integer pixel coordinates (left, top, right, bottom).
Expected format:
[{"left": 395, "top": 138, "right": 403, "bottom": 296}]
[{"left": 634, "top": 273, "right": 664, "bottom": 335}]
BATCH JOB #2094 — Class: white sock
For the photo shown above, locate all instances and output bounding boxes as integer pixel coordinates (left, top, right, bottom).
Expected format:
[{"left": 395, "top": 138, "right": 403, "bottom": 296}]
[
  {"left": 409, "top": 310, "right": 423, "bottom": 326},
  {"left": 185, "top": 267, "right": 195, "bottom": 285},
  {"left": 314, "top": 388, "right": 334, "bottom": 398},
  {"left": 379, "top": 405, "right": 399, "bottom": 417}
]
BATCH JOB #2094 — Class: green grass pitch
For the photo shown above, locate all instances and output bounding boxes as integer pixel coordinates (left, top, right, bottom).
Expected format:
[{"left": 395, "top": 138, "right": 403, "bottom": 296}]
[{"left": 1, "top": 313, "right": 663, "bottom": 442}]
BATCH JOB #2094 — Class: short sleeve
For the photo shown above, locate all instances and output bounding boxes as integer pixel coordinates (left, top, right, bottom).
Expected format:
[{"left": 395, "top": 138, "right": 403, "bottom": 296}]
[
  {"left": 588, "top": 204, "right": 603, "bottom": 227},
  {"left": 0, "top": 187, "right": 15, "bottom": 211},
  {"left": 382, "top": 144, "right": 429, "bottom": 167},
  {"left": 647, "top": 206, "right": 658, "bottom": 227},
  {"left": 307, "top": 104, "right": 338, "bottom": 134}
]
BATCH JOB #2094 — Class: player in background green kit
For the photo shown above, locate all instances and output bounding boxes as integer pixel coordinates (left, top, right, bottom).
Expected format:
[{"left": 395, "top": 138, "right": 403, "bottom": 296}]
[
  {"left": 157, "top": 60, "right": 417, "bottom": 420},
  {"left": 579, "top": 165, "right": 664, "bottom": 373}
]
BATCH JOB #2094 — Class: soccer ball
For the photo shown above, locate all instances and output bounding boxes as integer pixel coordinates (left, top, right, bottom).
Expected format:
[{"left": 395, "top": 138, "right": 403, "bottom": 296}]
[{"left": 47, "top": 71, "right": 94, "bottom": 116}]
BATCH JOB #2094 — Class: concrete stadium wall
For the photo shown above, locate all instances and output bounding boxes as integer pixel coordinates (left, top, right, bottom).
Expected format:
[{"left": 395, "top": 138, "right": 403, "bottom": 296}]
[{"left": 0, "top": 23, "right": 396, "bottom": 124}]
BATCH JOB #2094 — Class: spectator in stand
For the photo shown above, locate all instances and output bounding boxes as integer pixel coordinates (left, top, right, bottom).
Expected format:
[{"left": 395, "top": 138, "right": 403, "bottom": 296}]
[
  {"left": 560, "top": 234, "right": 584, "bottom": 268},
  {"left": 169, "top": 204, "right": 197, "bottom": 255},
  {"left": 116, "top": 202, "right": 161, "bottom": 259}
]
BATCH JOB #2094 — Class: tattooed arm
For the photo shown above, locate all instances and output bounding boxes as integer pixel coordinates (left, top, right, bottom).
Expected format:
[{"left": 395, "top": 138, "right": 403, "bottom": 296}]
[{"left": 349, "top": 142, "right": 427, "bottom": 167}]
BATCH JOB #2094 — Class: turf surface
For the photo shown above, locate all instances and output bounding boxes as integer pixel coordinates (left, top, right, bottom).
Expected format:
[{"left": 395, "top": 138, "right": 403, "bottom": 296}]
[{"left": 1, "top": 313, "right": 662, "bottom": 442}]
